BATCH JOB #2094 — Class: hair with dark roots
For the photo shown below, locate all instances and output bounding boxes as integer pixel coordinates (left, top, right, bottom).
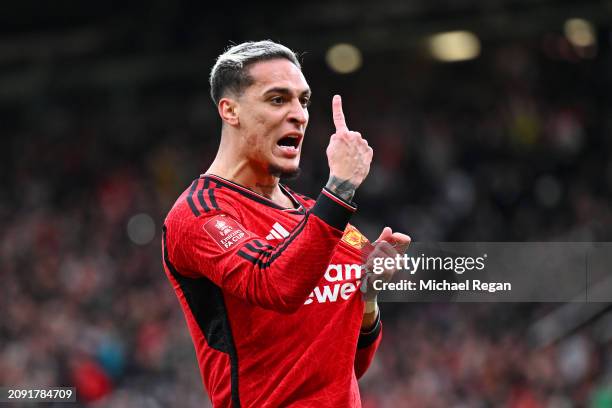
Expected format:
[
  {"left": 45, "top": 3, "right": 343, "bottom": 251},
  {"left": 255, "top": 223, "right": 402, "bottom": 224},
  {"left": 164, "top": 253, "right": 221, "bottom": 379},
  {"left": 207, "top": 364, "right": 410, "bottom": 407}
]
[{"left": 209, "top": 40, "right": 301, "bottom": 105}]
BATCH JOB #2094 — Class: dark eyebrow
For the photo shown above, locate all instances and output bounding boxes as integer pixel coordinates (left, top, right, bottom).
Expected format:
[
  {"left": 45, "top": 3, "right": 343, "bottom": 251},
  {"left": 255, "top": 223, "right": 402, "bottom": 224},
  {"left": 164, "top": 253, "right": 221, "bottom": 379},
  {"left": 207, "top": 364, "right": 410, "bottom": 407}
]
[{"left": 263, "top": 87, "right": 312, "bottom": 98}]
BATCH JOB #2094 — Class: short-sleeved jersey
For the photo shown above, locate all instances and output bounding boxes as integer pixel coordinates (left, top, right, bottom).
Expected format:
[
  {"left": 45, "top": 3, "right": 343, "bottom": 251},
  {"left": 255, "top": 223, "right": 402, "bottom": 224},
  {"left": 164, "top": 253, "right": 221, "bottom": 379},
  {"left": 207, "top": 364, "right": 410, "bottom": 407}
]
[{"left": 162, "top": 174, "right": 382, "bottom": 407}]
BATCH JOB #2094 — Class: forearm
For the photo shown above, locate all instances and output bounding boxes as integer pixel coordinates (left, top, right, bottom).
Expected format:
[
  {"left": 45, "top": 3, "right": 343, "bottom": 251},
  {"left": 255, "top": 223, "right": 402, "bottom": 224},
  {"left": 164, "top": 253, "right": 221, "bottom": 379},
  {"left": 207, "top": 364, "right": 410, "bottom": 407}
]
[
  {"left": 355, "top": 303, "right": 383, "bottom": 379},
  {"left": 211, "top": 189, "right": 355, "bottom": 312}
]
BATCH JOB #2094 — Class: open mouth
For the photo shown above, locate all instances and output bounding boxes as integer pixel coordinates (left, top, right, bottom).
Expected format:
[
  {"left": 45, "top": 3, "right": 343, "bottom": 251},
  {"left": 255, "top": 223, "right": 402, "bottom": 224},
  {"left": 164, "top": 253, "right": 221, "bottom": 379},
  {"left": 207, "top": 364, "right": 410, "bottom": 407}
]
[{"left": 276, "top": 135, "right": 301, "bottom": 149}]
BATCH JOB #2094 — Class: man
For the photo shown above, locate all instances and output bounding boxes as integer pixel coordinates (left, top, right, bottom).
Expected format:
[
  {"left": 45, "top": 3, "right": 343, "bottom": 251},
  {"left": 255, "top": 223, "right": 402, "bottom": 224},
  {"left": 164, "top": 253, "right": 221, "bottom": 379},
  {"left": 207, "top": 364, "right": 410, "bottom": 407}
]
[{"left": 162, "top": 40, "right": 410, "bottom": 407}]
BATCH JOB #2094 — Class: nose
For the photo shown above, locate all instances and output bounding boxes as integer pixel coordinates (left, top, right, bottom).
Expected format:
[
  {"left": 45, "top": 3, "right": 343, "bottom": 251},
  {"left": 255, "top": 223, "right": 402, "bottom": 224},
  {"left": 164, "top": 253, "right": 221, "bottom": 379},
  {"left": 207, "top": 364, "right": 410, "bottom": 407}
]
[{"left": 288, "top": 99, "right": 308, "bottom": 126}]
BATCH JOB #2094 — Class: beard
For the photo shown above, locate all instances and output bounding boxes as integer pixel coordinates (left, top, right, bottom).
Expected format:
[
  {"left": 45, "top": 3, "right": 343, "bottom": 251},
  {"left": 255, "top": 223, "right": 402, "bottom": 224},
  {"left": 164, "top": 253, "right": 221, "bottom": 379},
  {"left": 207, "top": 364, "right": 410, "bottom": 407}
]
[{"left": 268, "top": 164, "right": 301, "bottom": 180}]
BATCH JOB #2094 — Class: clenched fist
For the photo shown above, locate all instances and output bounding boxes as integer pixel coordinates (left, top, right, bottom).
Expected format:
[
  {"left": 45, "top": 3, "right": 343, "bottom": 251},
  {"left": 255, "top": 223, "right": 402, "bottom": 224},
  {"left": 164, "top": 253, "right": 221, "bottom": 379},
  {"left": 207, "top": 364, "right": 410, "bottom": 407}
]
[{"left": 325, "top": 95, "right": 373, "bottom": 201}]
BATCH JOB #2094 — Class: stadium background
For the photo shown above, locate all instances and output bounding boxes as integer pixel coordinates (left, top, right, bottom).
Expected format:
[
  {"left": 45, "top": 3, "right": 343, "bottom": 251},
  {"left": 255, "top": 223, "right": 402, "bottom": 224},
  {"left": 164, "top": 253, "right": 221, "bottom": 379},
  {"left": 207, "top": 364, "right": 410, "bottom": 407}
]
[{"left": 1, "top": 0, "right": 612, "bottom": 406}]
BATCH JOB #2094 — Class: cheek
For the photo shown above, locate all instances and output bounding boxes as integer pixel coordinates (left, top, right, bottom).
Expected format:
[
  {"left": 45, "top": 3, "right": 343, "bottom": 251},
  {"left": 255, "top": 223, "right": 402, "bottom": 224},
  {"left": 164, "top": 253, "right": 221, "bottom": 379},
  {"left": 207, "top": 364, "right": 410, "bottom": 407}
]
[
  {"left": 251, "top": 114, "right": 273, "bottom": 137},
  {"left": 245, "top": 132, "right": 270, "bottom": 157},
  {"left": 254, "top": 116, "right": 281, "bottom": 144},
  {"left": 244, "top": 115, "right": 266, "bottom": 143}
]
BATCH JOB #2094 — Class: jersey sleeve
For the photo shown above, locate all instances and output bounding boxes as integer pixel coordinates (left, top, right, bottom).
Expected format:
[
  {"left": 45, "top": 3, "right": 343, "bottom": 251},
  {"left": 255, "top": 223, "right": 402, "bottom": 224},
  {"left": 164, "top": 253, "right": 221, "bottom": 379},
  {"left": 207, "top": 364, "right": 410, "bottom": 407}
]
[
  {"left": 164, "top": 188, "right": 356, "bottom": 313},
  {"left": 354, "top": 312, "right": 383, "bottom": 379}
]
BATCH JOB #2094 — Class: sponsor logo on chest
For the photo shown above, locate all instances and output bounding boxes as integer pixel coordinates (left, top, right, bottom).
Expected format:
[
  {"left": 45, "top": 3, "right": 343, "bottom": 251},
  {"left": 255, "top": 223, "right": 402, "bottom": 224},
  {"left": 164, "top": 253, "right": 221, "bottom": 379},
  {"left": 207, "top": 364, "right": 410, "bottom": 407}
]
[{"left": 304, "top": 263, "right": 364, "bottom": 305}]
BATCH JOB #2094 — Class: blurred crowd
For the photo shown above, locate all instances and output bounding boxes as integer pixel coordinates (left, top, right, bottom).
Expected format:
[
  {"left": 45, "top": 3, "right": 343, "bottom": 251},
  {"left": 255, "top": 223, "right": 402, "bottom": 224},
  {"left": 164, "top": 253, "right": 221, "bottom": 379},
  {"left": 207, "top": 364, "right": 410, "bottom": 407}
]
[
  {"left": 1, "top": 32, "right": 612, "bottom": 407},
  {"left": 362, "top": 304, "right": 612, "bottom": 408}
]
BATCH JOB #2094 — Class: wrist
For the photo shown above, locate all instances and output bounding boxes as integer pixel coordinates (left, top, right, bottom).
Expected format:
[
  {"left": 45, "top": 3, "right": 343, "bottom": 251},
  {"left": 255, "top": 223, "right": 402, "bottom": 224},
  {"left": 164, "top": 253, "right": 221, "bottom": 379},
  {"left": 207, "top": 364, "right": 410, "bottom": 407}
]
[
  {"left": 364, "top": 299, "right": 378, "bottom": 315},
  {"left": 361, "top": 300, "right": 379, "bottom": 332},
  {"left": 325, "top": 175, "right": 356, "bottom": 202}
]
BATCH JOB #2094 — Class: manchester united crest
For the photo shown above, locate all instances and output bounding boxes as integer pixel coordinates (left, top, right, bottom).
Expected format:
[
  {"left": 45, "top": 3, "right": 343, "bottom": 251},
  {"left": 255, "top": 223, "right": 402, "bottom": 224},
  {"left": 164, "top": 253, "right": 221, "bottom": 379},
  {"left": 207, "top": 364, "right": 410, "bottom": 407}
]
[{"left": 341, "top": 224, "right": 369, "bottom": 250}]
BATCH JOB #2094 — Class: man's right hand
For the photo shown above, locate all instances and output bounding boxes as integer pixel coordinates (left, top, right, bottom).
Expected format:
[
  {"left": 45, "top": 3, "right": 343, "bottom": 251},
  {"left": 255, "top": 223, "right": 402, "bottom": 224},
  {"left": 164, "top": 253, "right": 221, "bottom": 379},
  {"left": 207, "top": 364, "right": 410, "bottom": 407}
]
[{"left": 325, "top": 95, "right": 373, "bottom": 202}]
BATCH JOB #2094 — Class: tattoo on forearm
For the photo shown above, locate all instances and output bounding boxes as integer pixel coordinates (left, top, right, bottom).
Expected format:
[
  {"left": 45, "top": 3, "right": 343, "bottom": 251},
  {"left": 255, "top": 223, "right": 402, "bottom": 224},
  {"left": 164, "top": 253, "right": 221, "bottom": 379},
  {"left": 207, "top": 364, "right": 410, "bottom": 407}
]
[{"left": 326, "top": 176, "right": 356, "bottom": 202}]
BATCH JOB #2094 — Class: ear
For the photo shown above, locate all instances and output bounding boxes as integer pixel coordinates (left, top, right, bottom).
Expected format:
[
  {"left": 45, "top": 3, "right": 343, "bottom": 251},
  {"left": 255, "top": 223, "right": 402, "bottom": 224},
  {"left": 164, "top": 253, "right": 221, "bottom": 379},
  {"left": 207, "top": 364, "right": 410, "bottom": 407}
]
[{"left": 218, "top": 97, "right": 239, "bottom": 126}]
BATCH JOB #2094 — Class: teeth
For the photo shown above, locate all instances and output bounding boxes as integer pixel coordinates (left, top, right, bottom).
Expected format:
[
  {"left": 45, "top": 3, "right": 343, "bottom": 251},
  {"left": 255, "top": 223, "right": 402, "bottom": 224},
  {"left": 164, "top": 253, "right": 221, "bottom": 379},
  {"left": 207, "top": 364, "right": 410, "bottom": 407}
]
[{"left": 278, "top": 136, "right": 300, "bottom": 148}]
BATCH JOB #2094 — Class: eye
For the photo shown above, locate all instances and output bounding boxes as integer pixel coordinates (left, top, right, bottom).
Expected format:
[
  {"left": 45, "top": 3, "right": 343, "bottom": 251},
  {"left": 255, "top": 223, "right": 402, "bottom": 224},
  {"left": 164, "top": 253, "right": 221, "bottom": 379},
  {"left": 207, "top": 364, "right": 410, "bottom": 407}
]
[
  {"left": 270, "top": 96, "right": 284, "bottom": 105},
  {"left": 300, "top": 97, "right": 311, "bottom": 108}
]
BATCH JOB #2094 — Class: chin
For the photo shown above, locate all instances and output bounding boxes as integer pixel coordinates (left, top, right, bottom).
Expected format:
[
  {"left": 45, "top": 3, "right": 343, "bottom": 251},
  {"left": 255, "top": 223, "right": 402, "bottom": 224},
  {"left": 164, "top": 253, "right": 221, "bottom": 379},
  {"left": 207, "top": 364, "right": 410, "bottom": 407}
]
[{"left": 268, "top": 163, "right": 301, "bottom": 180}]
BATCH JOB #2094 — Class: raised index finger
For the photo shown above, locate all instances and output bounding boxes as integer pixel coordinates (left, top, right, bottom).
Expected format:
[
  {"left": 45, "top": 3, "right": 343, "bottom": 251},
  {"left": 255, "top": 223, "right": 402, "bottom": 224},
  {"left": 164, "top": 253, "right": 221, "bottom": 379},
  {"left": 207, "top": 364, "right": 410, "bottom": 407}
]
[{"left": 332, "top": 94, "right": 348, "bottom": 132}]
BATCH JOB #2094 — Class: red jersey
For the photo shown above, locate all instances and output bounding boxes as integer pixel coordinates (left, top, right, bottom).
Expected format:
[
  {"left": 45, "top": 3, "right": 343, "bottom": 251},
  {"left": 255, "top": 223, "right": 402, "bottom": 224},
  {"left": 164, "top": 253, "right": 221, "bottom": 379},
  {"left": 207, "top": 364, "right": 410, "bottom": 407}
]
[{"left": 162, "top": 174, "right": 382, "bottom": 407}]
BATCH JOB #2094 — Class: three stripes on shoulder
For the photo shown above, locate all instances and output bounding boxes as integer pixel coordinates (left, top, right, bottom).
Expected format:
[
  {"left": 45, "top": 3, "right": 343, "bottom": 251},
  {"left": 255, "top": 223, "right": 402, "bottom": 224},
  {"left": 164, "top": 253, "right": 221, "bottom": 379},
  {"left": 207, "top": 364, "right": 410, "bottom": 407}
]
[{"left": 266, "top": 222, "right": 290, "bottom": 240}]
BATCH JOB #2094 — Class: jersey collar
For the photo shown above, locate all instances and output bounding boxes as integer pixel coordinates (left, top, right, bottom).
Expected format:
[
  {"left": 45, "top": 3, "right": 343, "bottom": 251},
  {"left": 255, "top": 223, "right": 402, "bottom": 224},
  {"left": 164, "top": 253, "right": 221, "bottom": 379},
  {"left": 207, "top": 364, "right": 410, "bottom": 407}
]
[{"left": 201, "top": 174, "right": 305, "bottom": 214}]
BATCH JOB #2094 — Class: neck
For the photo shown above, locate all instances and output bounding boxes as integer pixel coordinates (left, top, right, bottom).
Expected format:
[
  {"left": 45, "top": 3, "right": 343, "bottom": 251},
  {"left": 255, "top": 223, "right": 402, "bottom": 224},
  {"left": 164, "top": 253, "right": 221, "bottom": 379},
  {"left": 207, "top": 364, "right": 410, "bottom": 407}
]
[{"left": 208, "top": 162, "right": 280, "bottom": 199}]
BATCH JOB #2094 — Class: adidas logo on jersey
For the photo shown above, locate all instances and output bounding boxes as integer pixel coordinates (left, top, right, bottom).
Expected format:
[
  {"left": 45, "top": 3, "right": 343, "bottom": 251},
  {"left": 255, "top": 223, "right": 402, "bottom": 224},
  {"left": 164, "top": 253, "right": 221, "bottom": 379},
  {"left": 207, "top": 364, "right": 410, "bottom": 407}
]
[{"left": 266, "top": 222, "right": 290, "bottom": 240}]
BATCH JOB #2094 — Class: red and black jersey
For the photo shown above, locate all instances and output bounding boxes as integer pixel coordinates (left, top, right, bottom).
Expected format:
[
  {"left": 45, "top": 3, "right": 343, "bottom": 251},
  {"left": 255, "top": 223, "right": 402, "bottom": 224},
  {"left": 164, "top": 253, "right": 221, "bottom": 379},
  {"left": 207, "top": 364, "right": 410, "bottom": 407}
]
[{"left": 162, "top": 174, "right": 382, "bottom": 408}]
